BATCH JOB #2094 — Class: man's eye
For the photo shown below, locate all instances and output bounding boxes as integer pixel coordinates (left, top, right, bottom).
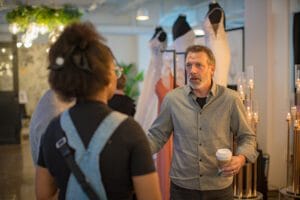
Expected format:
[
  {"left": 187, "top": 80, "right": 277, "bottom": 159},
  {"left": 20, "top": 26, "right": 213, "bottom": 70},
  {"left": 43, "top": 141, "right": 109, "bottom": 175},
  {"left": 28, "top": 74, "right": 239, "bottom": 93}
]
[
  {"left": 195, "top": 64, "right": 202, "bottom": 68},
  {"left": 186, "top": 63, "right": 192, "bottom": 68}
]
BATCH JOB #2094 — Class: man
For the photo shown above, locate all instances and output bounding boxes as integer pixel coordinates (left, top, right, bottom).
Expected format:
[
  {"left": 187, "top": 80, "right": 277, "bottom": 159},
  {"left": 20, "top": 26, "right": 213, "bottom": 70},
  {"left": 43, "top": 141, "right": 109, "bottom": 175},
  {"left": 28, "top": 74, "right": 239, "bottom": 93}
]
[
  {"left": 148, "top": 45, "right": 258, "bottom": 200},
  {"left": 29, "top": 89, "right": 74, "bottom": 165}
]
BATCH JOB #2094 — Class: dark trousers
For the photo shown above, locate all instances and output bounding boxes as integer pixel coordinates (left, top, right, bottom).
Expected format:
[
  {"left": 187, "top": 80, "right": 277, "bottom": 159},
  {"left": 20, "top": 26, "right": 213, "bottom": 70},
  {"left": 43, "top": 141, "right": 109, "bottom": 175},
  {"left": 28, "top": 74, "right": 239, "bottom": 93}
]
[{"left": 170, "top": 182, "right": 233, "bottom": 200}]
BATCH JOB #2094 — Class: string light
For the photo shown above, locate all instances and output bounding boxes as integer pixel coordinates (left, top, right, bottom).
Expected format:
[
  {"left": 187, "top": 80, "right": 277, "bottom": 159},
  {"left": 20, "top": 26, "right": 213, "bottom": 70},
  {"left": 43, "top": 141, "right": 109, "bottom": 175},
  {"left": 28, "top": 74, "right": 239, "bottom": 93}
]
[{"left": 6, "top": 5, "right": 82, "bottom": 48}]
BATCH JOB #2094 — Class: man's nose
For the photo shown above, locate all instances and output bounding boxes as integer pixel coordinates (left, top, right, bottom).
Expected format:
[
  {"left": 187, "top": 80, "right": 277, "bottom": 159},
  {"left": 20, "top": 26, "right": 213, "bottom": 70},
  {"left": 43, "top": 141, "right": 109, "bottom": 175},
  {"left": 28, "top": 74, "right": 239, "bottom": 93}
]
[{"left": 190, "top": 65, "right": 198, "bottom": 73}]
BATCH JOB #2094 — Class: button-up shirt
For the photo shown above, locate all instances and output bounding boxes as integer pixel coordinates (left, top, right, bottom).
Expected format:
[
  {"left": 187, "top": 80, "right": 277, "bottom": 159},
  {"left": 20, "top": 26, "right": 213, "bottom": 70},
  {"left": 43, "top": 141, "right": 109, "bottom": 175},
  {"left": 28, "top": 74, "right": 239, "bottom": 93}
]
[{"left": 147, "top": 82, "right": 258, "bottom": 191}]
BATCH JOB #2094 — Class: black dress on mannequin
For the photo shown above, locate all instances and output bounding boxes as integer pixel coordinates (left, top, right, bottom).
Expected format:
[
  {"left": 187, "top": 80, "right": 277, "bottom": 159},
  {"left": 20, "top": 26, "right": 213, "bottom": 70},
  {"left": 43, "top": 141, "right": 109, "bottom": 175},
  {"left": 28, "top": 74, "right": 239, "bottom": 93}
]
[
  {"left": 172, "top": 15, "right": 192, "bottom": 41},
  {"left": 207, "top": 2, "right": 226, "bottom": 29}
]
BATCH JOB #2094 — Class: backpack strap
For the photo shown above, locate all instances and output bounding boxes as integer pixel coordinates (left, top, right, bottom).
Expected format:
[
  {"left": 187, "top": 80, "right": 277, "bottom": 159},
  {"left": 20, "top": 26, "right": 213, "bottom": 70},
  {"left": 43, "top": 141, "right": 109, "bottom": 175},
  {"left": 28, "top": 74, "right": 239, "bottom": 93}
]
[{"left": 58, "top": 110, "right": 127, "bottom": 200}]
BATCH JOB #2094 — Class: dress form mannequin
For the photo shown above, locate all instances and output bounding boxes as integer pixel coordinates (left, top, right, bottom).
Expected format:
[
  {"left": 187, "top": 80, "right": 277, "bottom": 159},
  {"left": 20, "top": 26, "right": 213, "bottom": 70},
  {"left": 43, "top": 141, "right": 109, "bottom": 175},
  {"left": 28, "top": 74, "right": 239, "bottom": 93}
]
[
  {"left": 171, "top": 14, "right": 195, "bottom": 86},
  {"left": 172, "top": 15, "right": 192, "bottom": 41},
  {"left": 135, "top": 27, "right": 167, "bottom": 132},
  {"left": 207, "top": 2, "right": 226, "bottom": 34},
  {"left": 151, "top": 26, "right": 167, "bottom": 42},
  {"left": 203, "top": 1, "right": 231, "bottom": 86}
]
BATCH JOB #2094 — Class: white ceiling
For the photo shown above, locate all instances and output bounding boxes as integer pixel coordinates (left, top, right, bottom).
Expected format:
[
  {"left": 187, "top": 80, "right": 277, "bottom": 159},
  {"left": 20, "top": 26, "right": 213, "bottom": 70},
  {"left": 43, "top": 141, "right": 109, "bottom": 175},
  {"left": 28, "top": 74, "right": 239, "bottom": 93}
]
[{"left": 0, "top": 0, "right": 244, "bottom": 35}]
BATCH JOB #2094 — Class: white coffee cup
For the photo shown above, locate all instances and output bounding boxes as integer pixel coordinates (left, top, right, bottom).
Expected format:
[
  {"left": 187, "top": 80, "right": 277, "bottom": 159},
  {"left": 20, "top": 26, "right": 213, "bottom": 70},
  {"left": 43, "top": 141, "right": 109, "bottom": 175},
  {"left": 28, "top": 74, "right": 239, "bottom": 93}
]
[{"left": 216, "top": 148, "right": 232, "bottom": 173}]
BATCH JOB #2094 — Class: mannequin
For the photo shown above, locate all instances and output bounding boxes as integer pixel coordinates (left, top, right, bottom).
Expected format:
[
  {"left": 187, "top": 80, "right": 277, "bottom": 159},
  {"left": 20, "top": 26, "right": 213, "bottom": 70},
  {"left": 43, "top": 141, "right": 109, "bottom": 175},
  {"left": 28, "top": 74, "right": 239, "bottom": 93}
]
[
  {"left": 172, "top": 15, "right": 192, "bottom": 41},
  {"left": 171, "top": 14, "right": 195, "bottom": 86},
  {"left": 151, "top": 26, "right": 167, "bottom": 42},
  {"left": 208, "top": 1, "right": 226, "bottom": 28},
  {"left": 135, "top": 27, "right": 167, "bottom": 132},
  {"left": 203, "top": 1, "right": 231, "bottom": 86}
]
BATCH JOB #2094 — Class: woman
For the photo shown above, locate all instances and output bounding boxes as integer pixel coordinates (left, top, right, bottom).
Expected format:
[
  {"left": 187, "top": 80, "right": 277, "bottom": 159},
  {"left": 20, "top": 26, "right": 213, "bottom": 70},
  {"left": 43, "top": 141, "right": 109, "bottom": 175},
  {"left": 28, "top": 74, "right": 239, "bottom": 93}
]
[{"left": 35, "top": 22, "right": 161, "bottom": 200}]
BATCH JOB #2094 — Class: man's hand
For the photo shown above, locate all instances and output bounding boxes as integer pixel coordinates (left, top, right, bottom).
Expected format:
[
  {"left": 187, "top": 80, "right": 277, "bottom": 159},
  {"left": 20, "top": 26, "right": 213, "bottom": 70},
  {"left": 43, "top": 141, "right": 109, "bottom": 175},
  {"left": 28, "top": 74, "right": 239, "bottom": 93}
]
[{"left": 221, "top": 155, "right": 246, "bottom": 177}]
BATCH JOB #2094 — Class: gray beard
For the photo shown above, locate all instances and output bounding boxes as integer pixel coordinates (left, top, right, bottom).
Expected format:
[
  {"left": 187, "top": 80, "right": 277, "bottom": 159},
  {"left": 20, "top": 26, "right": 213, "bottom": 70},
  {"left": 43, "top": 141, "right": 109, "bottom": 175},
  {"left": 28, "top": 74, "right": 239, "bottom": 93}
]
[
  {"left": 188, "top": 81, "right": 201, "bottom": 90},
  {"left": 188, "top": 76, "right": 202, "bottom": 89}
]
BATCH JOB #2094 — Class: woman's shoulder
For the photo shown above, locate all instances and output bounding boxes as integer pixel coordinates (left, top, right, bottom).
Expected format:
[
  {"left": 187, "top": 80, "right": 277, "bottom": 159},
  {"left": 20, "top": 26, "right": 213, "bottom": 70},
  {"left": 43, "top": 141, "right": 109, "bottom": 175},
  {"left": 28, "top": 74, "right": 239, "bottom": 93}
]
[
  {"left": 118, "top": 116, "right": 144, "bottom": 133},
  {"left": 114, "top": 116, "right": 148, "bottom": 142}
]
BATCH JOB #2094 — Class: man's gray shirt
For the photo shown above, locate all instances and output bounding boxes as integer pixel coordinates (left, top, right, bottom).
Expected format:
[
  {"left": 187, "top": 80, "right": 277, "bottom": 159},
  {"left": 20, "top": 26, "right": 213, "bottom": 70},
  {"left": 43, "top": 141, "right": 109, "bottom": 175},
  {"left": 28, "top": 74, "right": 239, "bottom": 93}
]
[{"left": 148, "top": 83, "right": 258, "bottom": 191}]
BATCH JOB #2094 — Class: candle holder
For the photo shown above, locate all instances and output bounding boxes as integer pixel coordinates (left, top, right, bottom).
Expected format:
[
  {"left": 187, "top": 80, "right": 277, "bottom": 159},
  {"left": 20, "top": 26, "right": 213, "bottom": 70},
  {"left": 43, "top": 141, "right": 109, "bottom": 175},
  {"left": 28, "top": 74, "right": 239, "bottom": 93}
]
[
  {"left": 281, "top": 106, "right": 300, "bottom": 198},
  {"left": 295, "top": 65, "right": 300, "bottom": 106},
  {"left": 279, "top": 65, "right": 300, "bottom": 199},
  {"left": 234, "top": 66, "right": 262, "bottom": 199}
]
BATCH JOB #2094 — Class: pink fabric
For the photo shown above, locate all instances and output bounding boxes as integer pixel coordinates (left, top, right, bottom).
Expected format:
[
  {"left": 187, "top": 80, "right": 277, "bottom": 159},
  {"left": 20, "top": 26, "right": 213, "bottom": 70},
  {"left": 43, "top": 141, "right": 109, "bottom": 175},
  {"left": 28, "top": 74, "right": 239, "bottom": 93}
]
[{"left": 156, "top": 136, "right": 173, "bottom": 200}]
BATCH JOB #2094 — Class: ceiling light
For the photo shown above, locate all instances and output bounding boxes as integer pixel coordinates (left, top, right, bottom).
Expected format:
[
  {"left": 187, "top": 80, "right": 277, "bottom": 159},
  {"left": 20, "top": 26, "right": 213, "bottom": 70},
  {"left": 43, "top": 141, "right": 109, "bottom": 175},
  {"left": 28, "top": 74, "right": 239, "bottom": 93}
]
[
  {"left": 136, "top": 8, "right": 149, "bottom": 21},
  {"left": 88, "top": 2, "right": 98, "bottom": 12},
  {"left": 194, "top": 29, "right": 205, "bottom": 36}
]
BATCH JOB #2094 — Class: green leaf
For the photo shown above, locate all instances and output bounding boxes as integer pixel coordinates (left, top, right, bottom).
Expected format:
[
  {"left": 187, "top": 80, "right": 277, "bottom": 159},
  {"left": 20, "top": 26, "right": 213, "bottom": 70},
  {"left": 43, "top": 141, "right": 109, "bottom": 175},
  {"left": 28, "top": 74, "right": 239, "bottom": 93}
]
[
  {"left": 6, "top": 4, "right": 82, "bottom": 33},
  {"left": 118, "top": 62, "right": 144, "bottom": 101}
]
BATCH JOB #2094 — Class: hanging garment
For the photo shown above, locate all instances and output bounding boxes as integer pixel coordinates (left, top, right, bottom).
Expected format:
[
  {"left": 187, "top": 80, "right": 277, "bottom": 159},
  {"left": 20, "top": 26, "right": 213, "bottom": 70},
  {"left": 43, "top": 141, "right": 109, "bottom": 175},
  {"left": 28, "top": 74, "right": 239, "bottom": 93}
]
[
  {"left": 294, "top": 12, "right": 300, "bottom": 65},
  {"left": 134, "top": 27, "right": 167, "bottom": 132},
  {"left": 154, "top": 16, "right": 196, "bottom": 200},
  {"left": 203, "top": 6, "right": 231, "bottom": 86},
  {"left": 172, "top": 15, "right": 195, "bottom": 87}
]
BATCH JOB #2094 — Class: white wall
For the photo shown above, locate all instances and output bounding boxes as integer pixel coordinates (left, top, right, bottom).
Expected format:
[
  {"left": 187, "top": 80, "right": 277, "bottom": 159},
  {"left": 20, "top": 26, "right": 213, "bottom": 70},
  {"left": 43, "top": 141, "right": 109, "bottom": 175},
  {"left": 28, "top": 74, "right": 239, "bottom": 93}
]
[
  {"left": 104, "top": 34, "right": 138, "bottom": 65},
  {"left": 105, "top": 33, "right": 152, "bottom": 94},
  {"left": 103, "top": 32, "right": 153, "bottom": 75},
  {"left": 244, "top": 0, "right": 299, "bottom": 189},
  {"left": 137, "top": 34, "right": 151, "bottom": 74}
]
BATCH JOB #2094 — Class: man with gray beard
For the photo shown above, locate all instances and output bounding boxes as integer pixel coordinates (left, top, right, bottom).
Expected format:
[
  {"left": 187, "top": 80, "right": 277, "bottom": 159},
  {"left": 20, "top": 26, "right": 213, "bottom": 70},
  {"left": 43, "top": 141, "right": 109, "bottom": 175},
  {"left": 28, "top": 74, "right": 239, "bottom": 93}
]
[{"left": 147, "top": 45, "right": 258, "bottom": 200}]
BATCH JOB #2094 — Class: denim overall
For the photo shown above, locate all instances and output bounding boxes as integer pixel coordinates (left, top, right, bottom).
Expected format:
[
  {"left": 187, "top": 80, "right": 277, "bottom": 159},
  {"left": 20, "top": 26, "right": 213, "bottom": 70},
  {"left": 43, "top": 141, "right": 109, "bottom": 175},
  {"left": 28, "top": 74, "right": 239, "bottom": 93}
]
[{"left": 60, "top": 110, "right": 127, "bottom": 200}]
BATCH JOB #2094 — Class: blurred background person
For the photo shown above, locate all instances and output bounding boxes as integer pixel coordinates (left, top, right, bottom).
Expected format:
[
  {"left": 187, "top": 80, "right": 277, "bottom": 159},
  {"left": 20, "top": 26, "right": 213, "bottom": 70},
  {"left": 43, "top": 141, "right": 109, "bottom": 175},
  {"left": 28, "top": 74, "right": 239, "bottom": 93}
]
[
  {"left": 29, "top": 89, "right": 74, "bottom": 165},
  {"left": 108, "top": 73, "right": 136, "bottom": 116}
]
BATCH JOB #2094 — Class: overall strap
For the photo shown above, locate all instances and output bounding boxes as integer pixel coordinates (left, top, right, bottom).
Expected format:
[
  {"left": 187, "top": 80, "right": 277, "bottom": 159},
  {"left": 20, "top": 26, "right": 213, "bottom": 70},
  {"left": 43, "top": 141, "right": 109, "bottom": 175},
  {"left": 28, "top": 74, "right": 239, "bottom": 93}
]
[
  {"left": 60, "top": 110, "right": 127, "bottom": 200},
  {"left": 87, "top": 111, "right": 128, "bottom": 153},
  {"left": 60, "top": 110, "right": 85, "bottom": 161}
]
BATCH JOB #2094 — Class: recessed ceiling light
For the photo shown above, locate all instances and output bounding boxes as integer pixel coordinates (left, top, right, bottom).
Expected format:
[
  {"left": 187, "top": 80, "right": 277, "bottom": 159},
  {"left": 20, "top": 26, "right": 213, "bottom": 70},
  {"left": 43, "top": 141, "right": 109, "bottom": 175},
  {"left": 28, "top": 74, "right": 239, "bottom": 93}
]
[
  {"left": 136, "top": 8, "right": 149, "bottom": 21},
  {"left": 194, "top": 29, "right": 205, "bottom": 36}
]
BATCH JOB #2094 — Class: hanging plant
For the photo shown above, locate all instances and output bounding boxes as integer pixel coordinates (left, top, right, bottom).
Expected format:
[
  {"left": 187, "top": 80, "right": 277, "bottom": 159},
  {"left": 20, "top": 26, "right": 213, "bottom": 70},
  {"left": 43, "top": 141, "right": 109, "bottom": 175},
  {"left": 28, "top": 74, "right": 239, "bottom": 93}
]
[{"left": 6, "top": 4, "right": 82, "bottom": 34}]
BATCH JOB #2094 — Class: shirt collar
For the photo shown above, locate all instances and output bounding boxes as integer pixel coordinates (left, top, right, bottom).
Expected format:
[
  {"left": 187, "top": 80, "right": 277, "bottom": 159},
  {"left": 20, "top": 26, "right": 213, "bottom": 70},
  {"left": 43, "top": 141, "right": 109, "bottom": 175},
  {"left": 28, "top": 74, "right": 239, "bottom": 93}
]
[{"left": 184, "top": 81, "right": 217, "bottom": 98}]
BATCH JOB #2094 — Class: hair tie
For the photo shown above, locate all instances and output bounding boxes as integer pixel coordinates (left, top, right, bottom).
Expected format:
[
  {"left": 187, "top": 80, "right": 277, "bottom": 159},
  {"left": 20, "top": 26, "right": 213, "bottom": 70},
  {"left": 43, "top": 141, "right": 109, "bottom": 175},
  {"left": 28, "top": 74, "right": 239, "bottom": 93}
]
[
  {"left": 72, "top": 51, "right": 92, "bottom": 72},
  {"left": 49, "top": 43, "right": 92, "bottom": 72},
  {"left": 48, "top": 56, "right": 65, "bottom": 70}
]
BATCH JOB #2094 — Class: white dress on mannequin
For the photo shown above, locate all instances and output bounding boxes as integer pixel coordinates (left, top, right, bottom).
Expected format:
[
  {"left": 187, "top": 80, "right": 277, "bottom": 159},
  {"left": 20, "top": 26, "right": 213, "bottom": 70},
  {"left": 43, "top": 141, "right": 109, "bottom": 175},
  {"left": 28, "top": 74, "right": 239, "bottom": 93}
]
[
  {"left": 203, "top": 7, "right": 231, "bottom": 86},
  {"left": 173, "top": 30, "right": 195, "bottom": 86},
  {"left": 134, "top": 30, "right": 167, "bottom": 132}
]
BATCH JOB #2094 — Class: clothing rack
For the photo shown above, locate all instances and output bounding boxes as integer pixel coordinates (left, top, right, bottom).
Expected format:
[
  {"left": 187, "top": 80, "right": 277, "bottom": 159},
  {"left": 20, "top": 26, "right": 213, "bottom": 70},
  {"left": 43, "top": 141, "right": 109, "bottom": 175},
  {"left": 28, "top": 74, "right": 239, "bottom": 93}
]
[{"left": 161, "top": 50, "right": 186, "bottom": 87}]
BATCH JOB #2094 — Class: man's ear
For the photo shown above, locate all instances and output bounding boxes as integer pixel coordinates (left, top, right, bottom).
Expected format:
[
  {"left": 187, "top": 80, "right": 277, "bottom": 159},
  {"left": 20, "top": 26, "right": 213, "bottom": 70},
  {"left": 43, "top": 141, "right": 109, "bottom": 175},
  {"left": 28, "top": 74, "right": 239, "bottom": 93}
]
[{"left": 210, "top": 64, "right": 215, "bottom": 75}]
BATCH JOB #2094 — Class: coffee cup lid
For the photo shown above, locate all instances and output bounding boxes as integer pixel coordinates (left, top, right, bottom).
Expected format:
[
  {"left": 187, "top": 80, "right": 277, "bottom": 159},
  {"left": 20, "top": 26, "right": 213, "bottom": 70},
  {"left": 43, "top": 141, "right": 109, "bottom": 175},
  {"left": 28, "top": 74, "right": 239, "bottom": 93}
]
[{"left": 216, "top": 148, "right": 232, "bottom": 160}]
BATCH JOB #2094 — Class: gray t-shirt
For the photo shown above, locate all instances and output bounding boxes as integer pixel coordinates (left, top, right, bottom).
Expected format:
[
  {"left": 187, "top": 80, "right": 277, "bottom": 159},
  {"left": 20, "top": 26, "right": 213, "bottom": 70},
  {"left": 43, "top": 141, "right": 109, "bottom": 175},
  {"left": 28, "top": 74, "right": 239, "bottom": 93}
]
[{"left": 29, "top": 89, "right": 73, "bottom": 165}]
